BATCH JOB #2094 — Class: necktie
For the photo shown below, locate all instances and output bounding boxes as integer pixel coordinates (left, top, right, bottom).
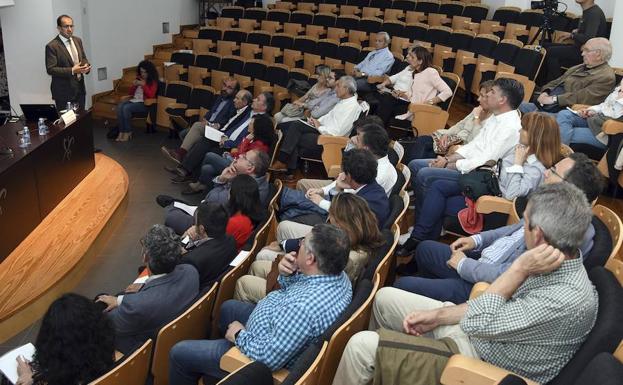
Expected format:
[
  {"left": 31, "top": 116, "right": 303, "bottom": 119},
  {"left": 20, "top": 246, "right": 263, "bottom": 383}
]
[{"left": 68, "top": 38, "right": 81, "bottom": 80}]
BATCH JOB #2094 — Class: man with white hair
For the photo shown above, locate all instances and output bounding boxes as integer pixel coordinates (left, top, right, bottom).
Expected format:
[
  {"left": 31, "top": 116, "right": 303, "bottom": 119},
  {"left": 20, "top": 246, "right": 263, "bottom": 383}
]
[
  {"left": 352, "top": 32, "right": 395, "bottom": 93},
  {"left": 521, "top": 37, "right": 615, "bottom": 113},
  {"left": 271, "top": 76, "right": 362, "bottom": 178}
]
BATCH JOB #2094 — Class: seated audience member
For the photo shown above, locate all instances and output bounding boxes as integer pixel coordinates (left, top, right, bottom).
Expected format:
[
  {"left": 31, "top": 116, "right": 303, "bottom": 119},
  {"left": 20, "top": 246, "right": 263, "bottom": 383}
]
[
  {"left": 556, "top": 77, "right": 623, "bottom": 150},
  {"left": 162, "top": 77, "right": 240, "bottom": 163},
  {"left": 332, "top": 183, "right": 598, "bottom": 385},
  {"left": 223, "top": 174, "right": 267, "bottom": 250},
  {"left": 298, "top": 121, "right": 398, "bottom": 196},
  {"left": 235, "top": 193, "right": 385, "bottom": 303},
  {"left": 408, "top": 78, "right": 523, "bottom": 207},
  {"left": 96, "top": 225, "right": 199, "bottom": 354},
  {"left": 168, "top": 224, "right": 353, "bottom": 384},
  {"left": 274, "top": 66, "right": 338, "bottom": 124},
  {"left": 168, "top": 91, "right": 273, "bottom": 184},
  {"left": 352, "top": 32, "right": 395, "bottom": 93},
  {"left": 394, "top": 152, "right": 603, "bottom": 303},
  {"left": 376, "top": 46, "right": 452, "bottom": 125},
  {"left": 398, "top": 112, "right": 561, "bottom": 255},
  {"left": 114, "top": 60, "right": 159, "bottom": 141},
  {"left": 271, "top": 76, "right": 362, "bottom": 179},
  {"left": 160, "top": 149, "right": 270, "bottom": 235},
  {"left": 521, "top": 37, "right": 615, "bottom": 113},
  {"left": 406, "top": 80, "right": 494, "bottom": 162},
  {"left": 183, "top": 114, "right": 276, "bottom": 195},
  {"left": 15, "top": 294, "right": 115, "bottom": 385},
  {"left": 278, "top": 149, "right": 390, "bottom": 237},
  {"left": 180, "top": 202, "right": 237, "bottom": 289},
  {"left": 539, "top": 0, "right": 608, "bottom": 84}
]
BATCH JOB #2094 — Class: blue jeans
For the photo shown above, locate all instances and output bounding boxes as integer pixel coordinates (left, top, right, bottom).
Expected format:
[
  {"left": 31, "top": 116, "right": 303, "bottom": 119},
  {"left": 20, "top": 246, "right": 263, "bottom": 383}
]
[
  {"left": 557, "top": 109, "right": 607, "bottom": 149},
  {"left": 410, "top": 179, "right": 467, "bottom": 241},
  {"left": 519, "top": 102, "right": 538, "bottom": 114},
  {"left": 394, "top": 240, "right": 474, "bottom": 303},
  {"left": 199, "top": 152, "right": 233, "bottom": 185},
  {"left": 408, "top": 159, "right": 460, "bottom": 214},
  {"left": 116, "top": 100, "right": 148, "bottom": 133},
  {"left": 169, "top": 300, "right": 256, "bottom": 385}
]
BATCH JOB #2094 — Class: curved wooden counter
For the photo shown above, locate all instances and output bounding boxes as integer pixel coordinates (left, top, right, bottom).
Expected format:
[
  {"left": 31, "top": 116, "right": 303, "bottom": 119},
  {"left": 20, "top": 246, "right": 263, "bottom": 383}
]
[{"left": 0, "top": 153, "right": 128, "bottom": 342}]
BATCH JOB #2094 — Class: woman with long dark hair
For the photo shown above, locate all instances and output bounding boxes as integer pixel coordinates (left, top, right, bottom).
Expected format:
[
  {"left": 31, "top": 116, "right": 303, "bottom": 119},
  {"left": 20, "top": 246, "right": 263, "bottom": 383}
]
[
  {"left": 15, "top": 293, "right": 115, "bottom": 385},
  {"left": 226, "top": 174, "right": 267, "bottom": 250},
  {"left": 115, "top": 59, "right": 159, "bottom": 141},
  {"left": 375, "top": 45, "right": 452, "bottom": 125}
]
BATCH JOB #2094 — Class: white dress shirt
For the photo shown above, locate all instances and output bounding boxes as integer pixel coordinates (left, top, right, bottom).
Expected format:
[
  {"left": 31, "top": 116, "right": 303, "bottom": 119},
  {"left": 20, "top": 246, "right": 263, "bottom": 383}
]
[
  {"left": 455, "top": 110, "right": 521, "bottom": 173},
  {"left": 317, "top": 95, "right": 362, "bottom": 137}
]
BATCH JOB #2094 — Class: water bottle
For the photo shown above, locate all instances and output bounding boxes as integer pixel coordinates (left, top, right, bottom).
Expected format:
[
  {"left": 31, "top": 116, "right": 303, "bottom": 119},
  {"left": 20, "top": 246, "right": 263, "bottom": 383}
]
[
  {"left": 19, "top": 126, "right": 31, "bottom": 148},
  {"left": 66, "top": 101, "right": 72, "bottom": 112},
  {"left": 38, "top": 118, "right": 49, "bottom": 136}
]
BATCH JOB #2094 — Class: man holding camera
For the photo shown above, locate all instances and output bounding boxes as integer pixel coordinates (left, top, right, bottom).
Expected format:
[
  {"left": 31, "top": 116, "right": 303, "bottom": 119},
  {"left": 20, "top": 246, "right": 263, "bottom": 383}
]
[{"left": 539, "top": 0, "right": 608, "bottom": 84}]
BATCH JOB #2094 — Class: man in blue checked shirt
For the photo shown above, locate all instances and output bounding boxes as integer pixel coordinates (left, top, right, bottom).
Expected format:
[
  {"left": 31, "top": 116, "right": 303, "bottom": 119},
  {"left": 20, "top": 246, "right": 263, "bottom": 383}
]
[
  {"left": 352, "top": 31, "right": 395, "bottom": 93},
  {"left": 168, "top": 224, "right": 353, "bottom": 384}
]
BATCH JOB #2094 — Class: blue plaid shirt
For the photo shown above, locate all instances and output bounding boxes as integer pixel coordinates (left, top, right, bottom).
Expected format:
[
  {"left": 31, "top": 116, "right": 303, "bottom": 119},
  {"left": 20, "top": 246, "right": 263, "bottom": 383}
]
[{"left": 236, "top": 272, "right": 352, "bottom": 370}]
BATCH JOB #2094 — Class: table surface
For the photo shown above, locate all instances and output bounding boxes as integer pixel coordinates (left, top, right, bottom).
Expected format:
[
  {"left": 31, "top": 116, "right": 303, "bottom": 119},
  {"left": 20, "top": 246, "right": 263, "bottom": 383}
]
[{"left": 0, "top": 113, "right": 85, "bottom": 175}]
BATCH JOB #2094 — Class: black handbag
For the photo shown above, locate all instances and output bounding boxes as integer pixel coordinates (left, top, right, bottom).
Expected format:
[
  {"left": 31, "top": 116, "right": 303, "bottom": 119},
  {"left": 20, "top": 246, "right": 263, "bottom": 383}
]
[{"left": 458, "top": 159, "right": 502, "bottom": 201}]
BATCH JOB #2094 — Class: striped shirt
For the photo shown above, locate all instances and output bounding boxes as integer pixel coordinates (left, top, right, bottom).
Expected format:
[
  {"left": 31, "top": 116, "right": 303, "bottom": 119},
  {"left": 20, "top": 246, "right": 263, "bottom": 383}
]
[
  {"left": 236, "top": 272, "right": 352, "bottom": 370},
  {"left": 461, "top": 257, "right": 598, "bottom": 383}
]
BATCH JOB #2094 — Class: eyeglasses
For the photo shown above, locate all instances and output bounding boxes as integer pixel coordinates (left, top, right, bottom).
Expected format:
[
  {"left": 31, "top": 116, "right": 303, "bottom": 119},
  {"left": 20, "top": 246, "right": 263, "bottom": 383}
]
[
  {"left": 60, "top": 25, "right": 74, "bottom": 29},
  {"left": 240, "top": 153, "right": 255, "bottom": 167},
  {"left": 548, "top": 166, "right": 566, "bottom": 181}
]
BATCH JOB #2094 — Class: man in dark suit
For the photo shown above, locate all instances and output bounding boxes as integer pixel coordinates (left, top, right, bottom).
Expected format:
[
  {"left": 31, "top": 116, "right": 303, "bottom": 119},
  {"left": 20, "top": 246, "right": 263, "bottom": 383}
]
[
  {"left": 162, "top": 77, "right": 241, "bottom": 163},
  {"left": 169, "top": 91, "right": 274, "bottom": 184},
  {"left": 180, "top": 202, "right": 238, "bottom": 289},
  {"left": 97, "top": 224, "right": 199, "bottom": 354},
  {"left": 45, "top": 14, "right": 91, "bottom": 111}
]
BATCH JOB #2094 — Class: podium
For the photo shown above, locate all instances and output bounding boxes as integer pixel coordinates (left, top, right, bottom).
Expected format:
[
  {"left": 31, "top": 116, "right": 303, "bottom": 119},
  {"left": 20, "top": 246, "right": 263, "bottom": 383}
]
[{"left": 0, "top": 111, "right": 95, "bottom": 262}]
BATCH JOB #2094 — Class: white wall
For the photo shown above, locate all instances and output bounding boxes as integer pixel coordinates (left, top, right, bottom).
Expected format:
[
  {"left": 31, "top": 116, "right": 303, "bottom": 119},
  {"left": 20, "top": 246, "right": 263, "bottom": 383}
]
[
  {"left": 608, "top": 0, "right": 623, "bottom": 67},
  {"left": 0, "top": 0, "right": 55, "bottom": 110},
  {"left": 0, "top": 0, "right": 196, "bottom": 113}
]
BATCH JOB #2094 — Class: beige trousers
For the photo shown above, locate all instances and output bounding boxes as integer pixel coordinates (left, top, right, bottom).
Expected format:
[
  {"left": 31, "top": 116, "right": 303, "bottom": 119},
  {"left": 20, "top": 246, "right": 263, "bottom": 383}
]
[
  {"left": 181, "top": 121, "right": 206, "bottom": 151},
  {"left": 276, "top": 220, "right": 313, "bottom": 242},
  {"left": 296, "top": 178, "right": 332, "bottom": 192},
  {"left": 233, "top": 260, "right": 272, "bottom": 303},
  {"left": 331, "top": 287, "right": 479, "bottom": 385}
]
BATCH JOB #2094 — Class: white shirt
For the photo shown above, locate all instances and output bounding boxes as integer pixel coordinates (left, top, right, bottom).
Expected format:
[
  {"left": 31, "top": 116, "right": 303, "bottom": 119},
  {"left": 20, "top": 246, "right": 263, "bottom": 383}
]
[
  {"left": 589, "top": 86, "right": 623, "bottom": 119},
  {"left": 317, "top": 156, "right": 398, "bottom": 210},
  {"left": 317, "top": 95, "right": 362, "bottom": 136},
  {"left": 389, "top": 66, "right": 415, "bottom": 93},
  {"left": 455, "top": 110, "right": 521, "bottom": 173}
]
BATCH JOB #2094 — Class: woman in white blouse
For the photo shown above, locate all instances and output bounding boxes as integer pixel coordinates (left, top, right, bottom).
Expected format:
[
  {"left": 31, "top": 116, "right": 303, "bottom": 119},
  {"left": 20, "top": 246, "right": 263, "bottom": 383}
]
[{"left": 375, "top": 46, "right": 452, "bottom": 125}]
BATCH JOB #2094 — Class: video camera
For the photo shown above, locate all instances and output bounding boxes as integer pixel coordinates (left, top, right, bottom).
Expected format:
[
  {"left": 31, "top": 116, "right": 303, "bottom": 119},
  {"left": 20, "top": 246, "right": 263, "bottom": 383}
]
[{"left": 531, "top": 0, "right": 560, "bottom": 12}]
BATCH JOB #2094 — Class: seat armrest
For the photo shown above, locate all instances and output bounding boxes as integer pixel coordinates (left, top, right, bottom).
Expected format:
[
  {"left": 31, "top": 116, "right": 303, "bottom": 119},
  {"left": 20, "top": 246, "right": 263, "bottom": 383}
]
[
  {"left": 468, "top": 282, "right": 490, "bottom": 300},
  {"left": 475, "top": 196, "right": 512, "bottom": 215},
  {"left": 462, "top": 56, "right": 478, "bottom": 65},
  {"left": 220, "top": 347, "right": 252, "bottom": 373},
  {"left": 143, "top": 98, "right": 157, "bottom": 106},
  {"left": 409, "top": 103, "right": 449, "bottom": 136},
  {"left": 441, "top": 354, "right": 539, "bottom": 385},
  {"left": 167, "top": 103, "right": 188, "bottom": 110},
  {"left": 185, "top": 108, "right": 200, "bottom": 117},
  {"left": 478, "top": 62, "right": 498, "bottom": 73},
  {"left": 602, "top": 119, "right": 623, "bottom": 135},
  {"left": 571, "top": 104, "right": 590, "bottom": 110},
  {"left": 367, "top": 75, "right": 385, "bottom": 84}
]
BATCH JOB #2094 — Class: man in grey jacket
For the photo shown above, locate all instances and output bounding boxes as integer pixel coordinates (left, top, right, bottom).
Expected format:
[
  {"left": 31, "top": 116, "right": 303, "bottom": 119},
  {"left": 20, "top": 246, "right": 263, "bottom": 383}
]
[
  {"left": 97, "top": 225, "right": 200, "bottom": 354},
  {"left": 393, "top": 152, "right": 604, "bottom": 303}
]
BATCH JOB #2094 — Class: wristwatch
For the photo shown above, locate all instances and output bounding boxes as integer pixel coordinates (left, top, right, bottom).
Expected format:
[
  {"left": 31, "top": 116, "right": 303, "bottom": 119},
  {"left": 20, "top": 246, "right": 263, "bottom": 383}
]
[{"left": 552, "top": 96, "right": 558, "bottom": 103}]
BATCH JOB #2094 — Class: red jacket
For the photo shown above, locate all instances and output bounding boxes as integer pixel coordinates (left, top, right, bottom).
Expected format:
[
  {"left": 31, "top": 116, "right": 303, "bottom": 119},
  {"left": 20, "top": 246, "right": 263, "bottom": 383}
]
[
  {"left": 233, "top": 138, "right": 270, "bottom": 158},
  {"left": 128, "top": 79, "right": 158, "bottom": 100}
]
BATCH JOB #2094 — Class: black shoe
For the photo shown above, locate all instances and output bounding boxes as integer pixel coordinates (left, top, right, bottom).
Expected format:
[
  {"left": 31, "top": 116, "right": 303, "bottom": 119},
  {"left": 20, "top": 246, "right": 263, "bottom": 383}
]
[
  {"left": 396, "top": 238, "right": 420, "bottom": 258},
  {"left": 156, "top": 194, "right": 175, "bottom": 208},
  {"left": 395, "top": 261, "right": 418, "bottom": 276},
  {"left": 171, "top": 174, "right": 193, "bottom": 184}
]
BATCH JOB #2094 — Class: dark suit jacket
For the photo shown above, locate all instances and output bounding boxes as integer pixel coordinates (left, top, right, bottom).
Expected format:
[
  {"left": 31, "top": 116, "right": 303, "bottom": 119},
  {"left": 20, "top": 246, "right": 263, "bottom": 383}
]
[
  {"left": 357, "top": 182, "right": 390, "bottom": 227},
  {"left": 221, "top": 106, "right": 255, "bottom": 148},
  {"left": 108, "top": 264, "right": 199, "bottom": 354},
  {"left": 45, "top": 35, "right": 89, "bottom": 102},
  {"left": 181, "top": 235, "right": 238, "bottom": 289},
  {"left": 206, "top": 95, "right": 237, "bottom": 127}
]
